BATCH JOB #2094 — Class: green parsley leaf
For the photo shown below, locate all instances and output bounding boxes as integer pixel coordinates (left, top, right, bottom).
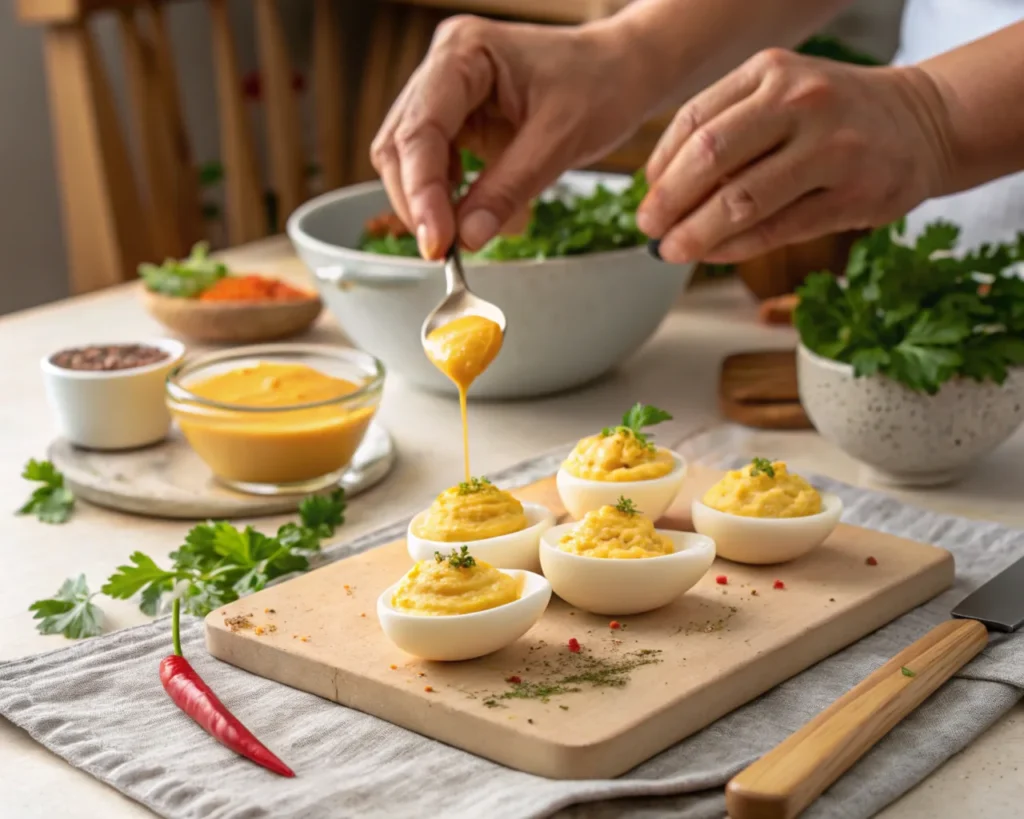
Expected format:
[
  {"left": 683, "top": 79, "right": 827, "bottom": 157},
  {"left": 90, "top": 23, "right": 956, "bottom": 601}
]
[
  {"left": 139, "top": 241, "right": 228, "bottom": 298},
  {"left": 603, "top": 403, "right": 673, "bottom": 448},
  {"left": 795, "top": 219, "right": 1024, "bottom": 394},
  {"left": 435, "top": 545, "right": 477, "bottom": 569},
  {"left": 102, "top": 552, "right": 180, "bottom": 599},
  {"left": 458, "top": 477, "right": 492, "bottom": 495},
  {"left": 749, "top": 458, "right": 776, "bottom": 478},
  {"left": 299, "top": 489, "right": 346, "bottom": 538},
  {"left": 614, "top": 497, "right": 639, "bottom": 516},
  {"left": 901, "top": 666, "right": 916, "bottom": 678},
  {"left": 16, "top": 459, "right": 74, "bottom": 524},
  {"left": 28, "top": 575, "right": 103, "bottom": 639}
]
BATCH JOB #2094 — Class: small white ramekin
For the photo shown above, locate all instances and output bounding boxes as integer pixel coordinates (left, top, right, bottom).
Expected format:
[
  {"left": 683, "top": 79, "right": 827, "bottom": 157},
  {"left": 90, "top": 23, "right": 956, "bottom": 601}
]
[{"left": 41, "top": 338, "right": 185, "bottom": 450}]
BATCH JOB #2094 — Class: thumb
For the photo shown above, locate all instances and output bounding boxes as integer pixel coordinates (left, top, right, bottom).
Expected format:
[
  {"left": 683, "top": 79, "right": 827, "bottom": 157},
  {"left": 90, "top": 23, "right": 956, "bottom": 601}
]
[{"left": 457, "top": 116, "right": 569, "bottom": 250}]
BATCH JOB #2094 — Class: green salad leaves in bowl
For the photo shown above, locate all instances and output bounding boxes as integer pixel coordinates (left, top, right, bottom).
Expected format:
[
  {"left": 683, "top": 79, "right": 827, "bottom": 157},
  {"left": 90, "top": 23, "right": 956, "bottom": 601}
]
[
  {"left": 794, "top": 220, "right": 1024, "bottom": 486},
  {"left": 359, "top": 151, "right": 649, "bottom": 262}
]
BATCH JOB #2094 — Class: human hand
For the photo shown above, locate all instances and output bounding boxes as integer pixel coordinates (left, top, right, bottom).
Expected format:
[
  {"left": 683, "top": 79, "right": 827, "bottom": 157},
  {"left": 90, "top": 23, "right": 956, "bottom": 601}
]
[
  {"left": 371, "top": 16, "right": 650, "bottom": 259},
  {"left": 637, "top": 49, "right": 954, "bottom": 263}
]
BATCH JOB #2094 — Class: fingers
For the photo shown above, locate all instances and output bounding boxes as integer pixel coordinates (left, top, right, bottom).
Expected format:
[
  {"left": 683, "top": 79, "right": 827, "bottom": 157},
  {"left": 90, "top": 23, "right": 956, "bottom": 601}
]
[
  {"left": 456, "top": 111, "right": 570, "bottom": 250},
  {"left": 638, "top": 86, "right": 791, "bottom": 239},
  {"left": 646, "top": 63, "right": 762, "bottom": 185},
  {"left": 700, "top": 190, "right": 847, "bottom": 263},
  {"left": 370, "top": 19, "right": 496, "bottom": 259},
  {"left": 658, "top": 135, "right": 841, "bottom": 262}
]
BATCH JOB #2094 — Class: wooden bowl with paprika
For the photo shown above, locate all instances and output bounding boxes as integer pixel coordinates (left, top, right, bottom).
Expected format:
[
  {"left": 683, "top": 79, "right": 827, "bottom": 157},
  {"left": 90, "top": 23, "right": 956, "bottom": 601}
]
[{"left": 139, "top": 242, "right": 322, "bottom": 344}]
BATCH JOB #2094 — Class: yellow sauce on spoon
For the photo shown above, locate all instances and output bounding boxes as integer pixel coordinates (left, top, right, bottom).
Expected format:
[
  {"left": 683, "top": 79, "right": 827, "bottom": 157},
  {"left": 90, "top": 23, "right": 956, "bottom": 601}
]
[{"left": 424, "top": 315, "right": 503, "bottom": 480}]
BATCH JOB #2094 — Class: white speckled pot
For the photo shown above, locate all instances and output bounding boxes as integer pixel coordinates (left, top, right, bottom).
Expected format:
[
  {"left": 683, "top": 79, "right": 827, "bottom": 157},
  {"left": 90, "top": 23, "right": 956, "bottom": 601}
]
[
  {"left": 798, "top": 344, "right": 1024, "bottom": 487},
  {"left": 287, "top": 173, "right": 696, "bottom": 399}
]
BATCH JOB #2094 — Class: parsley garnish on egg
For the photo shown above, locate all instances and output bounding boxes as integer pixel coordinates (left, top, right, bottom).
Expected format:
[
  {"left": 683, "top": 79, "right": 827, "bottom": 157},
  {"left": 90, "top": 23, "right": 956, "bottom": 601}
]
[
  {"left": 435, "top": 545, "right": 477, "bottom": 569},
  {"left": 614, "top": 497, "right": 640, "bottom": 516},
  {"left": 749, "top": 458, "right": 776, "bottom": 479},
  {"left": 458, "top": 477, "right": 492, "bottom": 495},
  {"left": 601, "top": 403, "right": 673, "bottom": 449}
]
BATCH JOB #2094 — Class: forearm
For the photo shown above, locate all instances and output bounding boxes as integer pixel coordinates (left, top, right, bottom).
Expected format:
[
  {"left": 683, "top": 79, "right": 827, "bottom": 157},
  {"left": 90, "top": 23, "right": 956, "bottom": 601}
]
[
  {"left": 915, "top": 20, "right": 1024, "bottom": 196},
  {"left": 587, "top": 0, "right": 854, "bottom": 118}
]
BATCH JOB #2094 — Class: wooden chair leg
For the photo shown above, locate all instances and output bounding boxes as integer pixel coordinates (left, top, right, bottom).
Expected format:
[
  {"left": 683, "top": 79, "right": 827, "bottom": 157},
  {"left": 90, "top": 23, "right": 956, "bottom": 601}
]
[
  {"left": 313, "top": 0, "right": 347, "bottom": 191},
  {"left": 43, "top": 22, "right": 150, "bottom": 294},
  {"left": 209, "top": 0, "right": 265, "bottom": 244},
  {"left": 352, "top": 2, "right": 400, "bottom": 183},
  {"left": 255, "top": 0, "right": 306, "bottom": 228},
  {"left": 146, "top": 0, "right": 204, "bottom": 251}
]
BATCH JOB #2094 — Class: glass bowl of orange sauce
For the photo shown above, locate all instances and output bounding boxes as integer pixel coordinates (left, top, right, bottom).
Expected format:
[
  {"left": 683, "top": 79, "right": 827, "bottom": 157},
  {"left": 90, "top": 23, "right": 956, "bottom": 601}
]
[{"left": 166, "top": 343, "right": 384, "bottom": 495}]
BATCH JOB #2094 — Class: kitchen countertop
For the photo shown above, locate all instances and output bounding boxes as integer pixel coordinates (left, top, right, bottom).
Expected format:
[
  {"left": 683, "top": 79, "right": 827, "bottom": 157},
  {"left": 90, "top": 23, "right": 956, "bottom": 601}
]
[{"left": 2, "top": 237, "right": 1022, "bottom": 818}]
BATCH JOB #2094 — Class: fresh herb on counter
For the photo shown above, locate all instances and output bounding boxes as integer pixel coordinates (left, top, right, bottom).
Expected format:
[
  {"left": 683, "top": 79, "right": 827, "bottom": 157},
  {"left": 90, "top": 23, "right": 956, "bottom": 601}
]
[
  {"left": 28, "top": 575, "right": 103, "bottom": 638},
  {"left": 457, "top": 476, "right": 492, "bottom": 495},
  {"left": 795, "top": 220, "right": 1024, "bottom": 395},
  {"left": 29, "top": 489, "right": 347, "bottom": 638},
  {"left": 602, "top": 402, "right": 673, "bottom": 448},
  {"left": 161, "top": 598, "right": 294, "bottom": 777},
  {"left": 901, "top": 666, "right": 916, "bottom": 678},
  {"left": 436, "top": 545, "right": 477, "bottom": 569},
  {"left": 614, "top": 497, "right": 639, "bottom": 516},
  {"left": 17, "top": 459, "right": 74, "bottom": 524},
  {"left": 749, "top": 458, "right": 776, "bottom": 479},
  {"left": 139, "top": 241, "right": 227, "bottom": 298}
]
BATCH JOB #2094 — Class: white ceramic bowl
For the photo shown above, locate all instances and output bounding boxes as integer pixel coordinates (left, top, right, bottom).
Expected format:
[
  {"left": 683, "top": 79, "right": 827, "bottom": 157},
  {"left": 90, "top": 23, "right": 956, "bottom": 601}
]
[
  {"left": 287, "top": 172, "right": 697, "bottom": 399},
  {"left": 377, "top": 570, "right": 551, "bottom": 661},
  {"left": 41, "top": 338, "right": 185, "bottom": 450},
  {"left": 539, "top": 524, "right": 716, "bottom": 615},
  {"left": 406, "top": 502, "right": 556, "bottom": 572},
  {"left": 556, "top": 451, "right": 687, "bottom": 521},
  {"left": 798, "top": 344, "right": 1024, "bottom": 487},
  {"left": 691, "top": 492, "right": 843, "bottom": 565}
]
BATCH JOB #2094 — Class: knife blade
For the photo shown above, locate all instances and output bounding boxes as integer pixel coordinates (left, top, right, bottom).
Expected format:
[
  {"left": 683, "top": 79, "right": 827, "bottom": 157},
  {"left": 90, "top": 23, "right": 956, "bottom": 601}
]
[
  {"left": 724, "top": 551, "right": 1024, "bottom": 819},
  {"left": 952, "top": 553, "right": 1024, "bottom": 632}
]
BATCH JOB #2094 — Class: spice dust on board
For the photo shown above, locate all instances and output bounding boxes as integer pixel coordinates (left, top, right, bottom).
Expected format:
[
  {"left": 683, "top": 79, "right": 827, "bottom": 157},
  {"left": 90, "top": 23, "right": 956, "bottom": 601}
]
[{"left": 479, "top": 644, "right": 662, "bottom": 709}]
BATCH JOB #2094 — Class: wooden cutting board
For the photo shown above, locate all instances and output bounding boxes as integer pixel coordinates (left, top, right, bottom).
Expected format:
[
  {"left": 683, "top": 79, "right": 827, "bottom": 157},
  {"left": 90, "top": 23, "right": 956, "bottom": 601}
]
[
  {"left": 206, "top": 465, "right": 953, "bottom": 779},
  {"left": 719, "top": 350, "right": 812, "bottom": 430}
]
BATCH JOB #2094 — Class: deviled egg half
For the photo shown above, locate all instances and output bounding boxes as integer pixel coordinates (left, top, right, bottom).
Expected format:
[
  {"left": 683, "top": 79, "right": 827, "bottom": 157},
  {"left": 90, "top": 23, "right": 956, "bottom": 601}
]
[
  {"left": 540, "top": 497, "right": 715, "bottom": 615},
  {"left": 407, "top": 477, "right": 555, "bottom": 572},
  {"left": 691, "top": 458, "right": 843, "bottom": 565},
  {"left": 557, "top": 403, "right": 687, "bottom": 521},
  {"left": 378, "top": 546, "right": 551, "bottom": 661}
]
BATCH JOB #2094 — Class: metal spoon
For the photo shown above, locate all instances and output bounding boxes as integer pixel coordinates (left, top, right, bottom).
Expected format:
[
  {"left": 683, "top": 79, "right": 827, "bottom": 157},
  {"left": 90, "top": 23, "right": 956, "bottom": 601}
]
[{"left": 420, "top": 241, "right": 507, "bottom": 345}]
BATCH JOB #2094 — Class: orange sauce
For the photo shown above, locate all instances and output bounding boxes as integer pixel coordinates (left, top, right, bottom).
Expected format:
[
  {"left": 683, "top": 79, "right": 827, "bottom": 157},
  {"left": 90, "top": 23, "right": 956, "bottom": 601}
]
[
  {"left": 423, "top": 315, "right": 503, "bottom": 480},
  {"left": 171, "top": 362, "right": 375, "bottom": 485}
]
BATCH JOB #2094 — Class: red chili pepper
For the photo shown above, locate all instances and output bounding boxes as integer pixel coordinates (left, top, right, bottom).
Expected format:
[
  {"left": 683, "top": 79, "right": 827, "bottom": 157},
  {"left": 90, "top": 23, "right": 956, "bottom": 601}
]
[
  {"left": 715, "top": 575, "right": 728, "bottom": 585},
  {"left": 866, "top": 556, "right": 878, "bottom": 566},
  {"left": 609, "top": 620, "right": 621, "bottom": 630},
  {"left": 160, "top": 599, "right": 294, "bottom": 777},
  {"left": 506, "top": 675, "right": 522, "bottom": 684},
  {"left": 567, "top": 638, "right": 581, "bottom": 653},
  {"left": 773, "top": 579, "right": 785, "bottom": 590}
]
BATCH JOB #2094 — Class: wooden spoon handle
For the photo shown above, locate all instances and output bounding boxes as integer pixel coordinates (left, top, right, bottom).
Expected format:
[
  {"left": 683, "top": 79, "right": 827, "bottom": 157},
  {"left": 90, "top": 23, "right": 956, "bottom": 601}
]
[{"left": 726, "top": 618, "right": 988, "bottom": 819}]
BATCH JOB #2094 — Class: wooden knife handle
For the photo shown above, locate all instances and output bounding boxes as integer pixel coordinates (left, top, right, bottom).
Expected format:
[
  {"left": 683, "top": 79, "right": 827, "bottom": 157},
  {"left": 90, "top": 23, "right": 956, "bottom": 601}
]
[{"left": 726, "top": 619, "right": 988, "bottom": 819}]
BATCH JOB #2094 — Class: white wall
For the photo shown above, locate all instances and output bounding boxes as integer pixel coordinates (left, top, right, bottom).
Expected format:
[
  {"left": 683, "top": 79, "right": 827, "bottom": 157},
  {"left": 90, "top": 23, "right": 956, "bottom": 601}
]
[{"left": 0, "top": 0, "right": 903, "bottom": 317}]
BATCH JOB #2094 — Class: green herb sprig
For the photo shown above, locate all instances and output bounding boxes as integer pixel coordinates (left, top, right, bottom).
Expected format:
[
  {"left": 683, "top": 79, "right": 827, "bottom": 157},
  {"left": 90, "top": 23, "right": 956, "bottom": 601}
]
[
  {"left": 601, "top": 403, "right": 673, "bottom": 449},
  {"left": 901, "top": 666, "right": 916, "bottom": 678},
  {"left": 749, "top": 458, "right": 776, "bottom": 479},
  {"left": 457, "top": 476, "right": 492, "bottom": 495},
  {"left": 795, "top": 220, "right": 1024, "bottom": 395},
  {"left": 139, "top": 241, "right": 228, "bottom": 298},
  {"left": 435, "top": 545, "right": 477, "bottom": 569},
  {"left": 614, "top": 497, "right": 640, "bottom": 516},
  {"left": 28, "top": 575, "right": 103, "bottom": 639},
  {"left": 29, "top": 489, "right": 347, "bottom": 638},
  {"left": 17, "top": 459, "right": 74, "bottom": 524}
]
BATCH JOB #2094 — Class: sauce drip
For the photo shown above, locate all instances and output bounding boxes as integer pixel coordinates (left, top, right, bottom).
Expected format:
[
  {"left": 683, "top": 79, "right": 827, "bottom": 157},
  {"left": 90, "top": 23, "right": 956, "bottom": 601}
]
[{"left": 423, "top": 315, "right": 503, "bottom": 480}]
